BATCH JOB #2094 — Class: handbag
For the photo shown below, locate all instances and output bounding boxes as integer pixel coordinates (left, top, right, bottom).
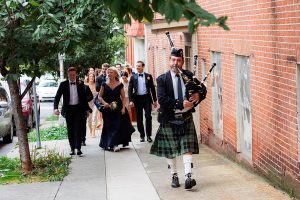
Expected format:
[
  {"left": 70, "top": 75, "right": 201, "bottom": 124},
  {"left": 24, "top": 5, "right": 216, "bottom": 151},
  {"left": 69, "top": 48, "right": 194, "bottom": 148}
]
[{"left": 94, "top": 95, "right": 104, "bottom": 112}]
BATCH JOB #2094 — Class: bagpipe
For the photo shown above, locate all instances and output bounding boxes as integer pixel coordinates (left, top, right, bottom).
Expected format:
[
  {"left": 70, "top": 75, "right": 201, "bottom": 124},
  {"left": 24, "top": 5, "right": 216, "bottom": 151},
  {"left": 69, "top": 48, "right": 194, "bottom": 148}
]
[{"left": 165, "top": 31, "right": 215, "bottom": 102}]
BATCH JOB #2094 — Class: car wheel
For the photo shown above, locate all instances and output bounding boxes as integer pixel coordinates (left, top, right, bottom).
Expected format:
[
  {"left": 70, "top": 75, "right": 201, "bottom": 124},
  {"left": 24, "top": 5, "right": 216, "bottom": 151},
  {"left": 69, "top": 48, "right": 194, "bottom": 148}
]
[{"left": 3, "top": 122, "right": 14, "bottom": 143}]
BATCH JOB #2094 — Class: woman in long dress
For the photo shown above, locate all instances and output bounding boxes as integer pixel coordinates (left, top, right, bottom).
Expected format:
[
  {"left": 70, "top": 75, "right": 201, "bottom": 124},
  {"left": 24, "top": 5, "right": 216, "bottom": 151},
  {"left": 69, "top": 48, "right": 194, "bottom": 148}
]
[
  {"left": 98, "top": 67, "right": 135, "bottom": 152},
  {"left": 120, "top": 71, "right": 131, "bottom": 121},
  {"left": 85, "top": 72, "right": 98, "bottom": 138}
]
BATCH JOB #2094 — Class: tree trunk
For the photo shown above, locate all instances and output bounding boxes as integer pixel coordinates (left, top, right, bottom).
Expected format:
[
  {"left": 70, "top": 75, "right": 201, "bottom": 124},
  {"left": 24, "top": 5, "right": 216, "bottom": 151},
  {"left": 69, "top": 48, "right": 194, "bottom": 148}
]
[{"left": 7, "top": 77, "right": 33, "bottom": 174}]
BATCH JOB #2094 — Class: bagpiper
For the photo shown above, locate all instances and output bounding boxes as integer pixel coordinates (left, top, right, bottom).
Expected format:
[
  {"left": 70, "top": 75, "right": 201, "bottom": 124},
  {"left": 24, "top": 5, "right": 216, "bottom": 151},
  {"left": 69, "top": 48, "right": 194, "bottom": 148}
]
[{"left": 150, "top": 48, "right": 207, "bottom": 189}]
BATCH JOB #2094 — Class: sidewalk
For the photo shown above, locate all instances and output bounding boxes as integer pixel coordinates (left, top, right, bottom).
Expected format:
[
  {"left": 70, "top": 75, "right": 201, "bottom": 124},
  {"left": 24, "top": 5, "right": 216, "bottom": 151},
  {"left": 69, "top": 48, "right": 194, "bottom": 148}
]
[{"left": 0, "top": 121, "right": 296, "bottom": 200}]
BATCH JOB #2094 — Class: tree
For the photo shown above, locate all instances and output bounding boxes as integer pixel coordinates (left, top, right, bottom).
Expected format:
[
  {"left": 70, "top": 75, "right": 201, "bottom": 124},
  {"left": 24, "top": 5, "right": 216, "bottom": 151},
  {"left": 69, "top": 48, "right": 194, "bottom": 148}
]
[
  {"left": 103, "top": 0, "right": 229, "bottom": 33},
  {"left": 0, "top": 0, "right": 121, "bottom": 174}
]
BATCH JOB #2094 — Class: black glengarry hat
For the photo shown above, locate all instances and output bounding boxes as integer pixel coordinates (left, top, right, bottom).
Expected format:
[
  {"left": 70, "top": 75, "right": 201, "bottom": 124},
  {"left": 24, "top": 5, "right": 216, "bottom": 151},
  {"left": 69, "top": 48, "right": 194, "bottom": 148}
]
[{"left": 170, "top": 48, "right": 184, "bottom": 58}]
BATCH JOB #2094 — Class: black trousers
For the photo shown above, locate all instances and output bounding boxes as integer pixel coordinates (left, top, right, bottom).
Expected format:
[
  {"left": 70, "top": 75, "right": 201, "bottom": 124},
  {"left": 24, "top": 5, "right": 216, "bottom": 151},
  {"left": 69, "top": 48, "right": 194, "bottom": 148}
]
[
  {"left": 134, "top": 95, "right": 152, "bottom": 138},
  {"left": 82, "top": 117, "right": 87, "bottom": 143},
  {"left": 65, "top": 105, "right": 86, "bottom": 150}
]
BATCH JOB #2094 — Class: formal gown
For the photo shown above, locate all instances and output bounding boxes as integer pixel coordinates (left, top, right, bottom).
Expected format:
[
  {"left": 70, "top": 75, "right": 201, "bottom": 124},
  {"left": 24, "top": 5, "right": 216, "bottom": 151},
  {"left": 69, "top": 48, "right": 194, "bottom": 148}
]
[{"left": 99, "top": 82, "right": 135, "bottom": 149}]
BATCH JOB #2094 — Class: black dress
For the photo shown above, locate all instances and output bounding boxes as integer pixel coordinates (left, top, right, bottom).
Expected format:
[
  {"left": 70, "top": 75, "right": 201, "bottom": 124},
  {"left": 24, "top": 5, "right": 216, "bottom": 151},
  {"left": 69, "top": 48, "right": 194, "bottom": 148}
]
[{"left": 99, "top": 82, "right": 135, "bottom": 149}]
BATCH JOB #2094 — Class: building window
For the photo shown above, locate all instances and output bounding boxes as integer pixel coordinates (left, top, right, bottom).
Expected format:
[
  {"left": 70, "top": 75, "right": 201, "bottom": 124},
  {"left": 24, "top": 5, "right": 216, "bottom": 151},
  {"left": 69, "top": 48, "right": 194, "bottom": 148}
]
[
  {"left": 236, "top": 55, "right": 252, "bottom": 161},
  {"left": 297, "top": 64, "right": 300, "bottom": 162},
  {"left": 211, "top": 51, "right": 223, "bottom": 139},
  {"left": 184, "top": 33, "right": 192, "bottom": 71}
]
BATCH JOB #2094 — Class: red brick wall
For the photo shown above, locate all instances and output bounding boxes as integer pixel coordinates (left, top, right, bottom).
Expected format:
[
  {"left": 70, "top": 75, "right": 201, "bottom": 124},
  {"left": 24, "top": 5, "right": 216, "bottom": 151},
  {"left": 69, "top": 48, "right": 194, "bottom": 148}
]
[
  {"left": 146, "top": 29, "right": 186, "bottom": 79},
  {"left": 143, "top": 0, "right": 300, "bottom": 192},
  {"left": 125, "top": 37, "right": 134, "bottom": 66},
  {"left": 197, "top": 0, "right": 300, "bottom": 186}
]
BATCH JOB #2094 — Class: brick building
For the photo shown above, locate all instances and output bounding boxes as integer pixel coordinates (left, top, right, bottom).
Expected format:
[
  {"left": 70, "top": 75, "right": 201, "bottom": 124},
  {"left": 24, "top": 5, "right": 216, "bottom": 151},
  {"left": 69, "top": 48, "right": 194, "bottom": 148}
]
[{"left": 125, "top": 0, "right": 300, "bottom": 196}]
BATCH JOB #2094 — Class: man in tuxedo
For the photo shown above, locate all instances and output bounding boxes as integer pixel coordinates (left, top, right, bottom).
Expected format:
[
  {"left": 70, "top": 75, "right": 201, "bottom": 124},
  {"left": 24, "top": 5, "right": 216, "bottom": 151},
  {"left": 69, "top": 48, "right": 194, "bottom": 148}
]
[
  {"left": 150, "top": 48, "right": 207, "bottom": 190},
  {"left": 128, "top": 61, "right": 157, "bottom": 142},
  {"left": 96, "top": 63, "right": 109, "bottom": 92},
  {"left": 53, "top": 67, "right": 91, "bottom": 156}
]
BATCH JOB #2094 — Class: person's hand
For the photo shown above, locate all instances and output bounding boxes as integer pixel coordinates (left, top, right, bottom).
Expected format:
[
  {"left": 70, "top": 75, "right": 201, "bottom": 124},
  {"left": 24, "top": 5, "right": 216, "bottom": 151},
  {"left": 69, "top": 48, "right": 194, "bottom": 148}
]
[
  {"left": 153, "top": 101, "right": 158, "bottom": 108},
  {"left": 129, "top": 101, "right": 134, "bottom": 107},
  {"left": 189, "top": 93, "right": 200, "bottom": 104},
  {"left": 103, "top": 102, "right": 110, "bottom": 108},
  {"left": 53, "top": 109, "right": 60, "bottom": 115},
  {"left": 183, "top": 100, "right": 194, "bottom": 110},
  {"left": 121, "top": 107, "right": 126, "bottom": 115}
]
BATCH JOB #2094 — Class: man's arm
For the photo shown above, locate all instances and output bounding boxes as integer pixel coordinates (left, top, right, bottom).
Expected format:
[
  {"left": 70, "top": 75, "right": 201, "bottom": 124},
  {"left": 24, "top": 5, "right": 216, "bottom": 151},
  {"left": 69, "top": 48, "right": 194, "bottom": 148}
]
[
  {"left": 85, "top": 85, "right": 94, "bottom": 102},
  {"left": 149, "top": 75, "right": 157, "bottom": 102},
  {"left": 54, "top": 82, "right": 64, "bottom": 110}
]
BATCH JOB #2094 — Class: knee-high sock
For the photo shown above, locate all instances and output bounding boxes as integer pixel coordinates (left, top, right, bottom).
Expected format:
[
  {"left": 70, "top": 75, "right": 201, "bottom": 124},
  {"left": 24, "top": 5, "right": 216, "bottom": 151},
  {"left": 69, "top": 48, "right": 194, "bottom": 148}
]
[
  {"left": 183, "top": 155, "right": 193, "bottom": 178},
  {"left": 166, "top": 158, "right": 177, "bottom": 175}
]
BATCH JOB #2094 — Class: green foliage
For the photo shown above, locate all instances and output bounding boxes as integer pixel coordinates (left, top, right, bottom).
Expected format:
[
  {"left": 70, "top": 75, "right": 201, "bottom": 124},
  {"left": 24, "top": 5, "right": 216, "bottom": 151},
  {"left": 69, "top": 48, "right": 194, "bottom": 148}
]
[
  {"left": 0, "top": 0, "right": 123, "bottom": 77},
  {"left": 28, "top": 126, "right": 67, "bottom": 142},
  {"left": 30, "top": 149, "right": 71, "bottom": 182},
  {"left": 0, "top": 157, "right": 21, "bottom": 184},
  {"left": 0, "top": 150, "right": 71, "bottom": 184},
  {"left": 104, "top": 0, "right": 229, "bottom": 33}
]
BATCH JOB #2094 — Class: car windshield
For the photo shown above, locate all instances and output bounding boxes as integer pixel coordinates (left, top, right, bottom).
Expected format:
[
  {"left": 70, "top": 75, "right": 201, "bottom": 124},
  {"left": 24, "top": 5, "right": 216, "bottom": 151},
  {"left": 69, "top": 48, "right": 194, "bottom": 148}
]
[{"left": 39, "top": 81, "right": 58, "bottom": 87}]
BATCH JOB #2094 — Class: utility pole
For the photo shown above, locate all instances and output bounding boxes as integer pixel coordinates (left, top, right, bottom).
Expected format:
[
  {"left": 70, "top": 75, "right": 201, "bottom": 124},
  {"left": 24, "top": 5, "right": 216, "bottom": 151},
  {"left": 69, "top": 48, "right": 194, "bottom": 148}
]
[
  {"left": 58, "top": 53, "right": 65, "bottom": 126},
  {"left": 32, "top": 81, "right": 41, "bottom": 148}
]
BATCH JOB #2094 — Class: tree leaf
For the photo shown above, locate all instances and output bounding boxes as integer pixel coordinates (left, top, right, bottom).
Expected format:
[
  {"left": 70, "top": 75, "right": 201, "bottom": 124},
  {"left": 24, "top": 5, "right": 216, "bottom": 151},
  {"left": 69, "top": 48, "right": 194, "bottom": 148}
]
[{"left": 29, "top": 0, "right": 41, "bottom": 7}]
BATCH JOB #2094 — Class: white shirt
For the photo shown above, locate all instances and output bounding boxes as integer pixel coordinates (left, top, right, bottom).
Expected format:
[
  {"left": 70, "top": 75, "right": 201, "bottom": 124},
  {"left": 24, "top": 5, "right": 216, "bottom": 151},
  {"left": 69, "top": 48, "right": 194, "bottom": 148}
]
[
  {"left": 137, "top": 73, "right": 147, "bottom": 95},
  {"left": 170, "top": 70, "right": 190, "bottom": 113},
  {"left": 170, "top": 70, "right": 185, "bottom": 100},
  {"left": 69, "top": 81, "right": 79, "bottom": 105}
]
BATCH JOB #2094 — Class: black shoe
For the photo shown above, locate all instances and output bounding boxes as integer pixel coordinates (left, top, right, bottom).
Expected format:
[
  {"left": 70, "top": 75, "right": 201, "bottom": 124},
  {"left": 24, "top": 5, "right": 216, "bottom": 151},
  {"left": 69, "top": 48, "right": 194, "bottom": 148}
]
[
  {"left": 185, "top": 173, "right": 196, "bottom": 190},
  {"left": 82, "top": 142, "right": 86, "bottom": 146},
  {"left": 70, "top": 150, "right": 75, "bottom": 156},
  {"left": 171, "top": 173, "right": 180, "bottom": 188},
  {"left": 140, "top": 138, "right": 145, "bottom": 142},
  {"left": 77, "top": 150, "right": 83, "bottom": 156},
  {"left": 147, "top": 136, "right": 152, "bottom": 143}
]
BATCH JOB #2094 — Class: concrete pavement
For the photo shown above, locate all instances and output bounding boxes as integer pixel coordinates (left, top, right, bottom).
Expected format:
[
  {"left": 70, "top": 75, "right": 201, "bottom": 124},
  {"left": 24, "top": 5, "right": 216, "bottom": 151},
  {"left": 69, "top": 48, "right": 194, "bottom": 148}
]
[{"left": 0, "top": 122, "right": 296, "bottom": 200}]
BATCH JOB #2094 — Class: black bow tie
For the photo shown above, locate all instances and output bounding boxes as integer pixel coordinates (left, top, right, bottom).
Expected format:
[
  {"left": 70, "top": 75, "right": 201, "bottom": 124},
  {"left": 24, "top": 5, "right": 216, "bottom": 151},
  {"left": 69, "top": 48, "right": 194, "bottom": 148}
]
[
  {"left": 138, "top": 74, "right": 143, "bottom": 77},
  {"left": 70, "top": 82, "right": 76, "bottom": 85}
]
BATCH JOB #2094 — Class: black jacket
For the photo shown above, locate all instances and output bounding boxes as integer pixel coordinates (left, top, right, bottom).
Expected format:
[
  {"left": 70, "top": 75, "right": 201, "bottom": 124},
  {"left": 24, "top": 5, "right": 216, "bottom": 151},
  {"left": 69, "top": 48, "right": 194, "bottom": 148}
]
[
  {"left": 128, "top": 72, "right": 157, "bottom": 103},
  {"left": 54, "top": 80, "right": 91, "bottom": 117},
  {"left": 95, "top": 75, "right": 106, "bottom": 92},
  {"left": 156, "top": 70, "right": 206, "bottom": 124}
]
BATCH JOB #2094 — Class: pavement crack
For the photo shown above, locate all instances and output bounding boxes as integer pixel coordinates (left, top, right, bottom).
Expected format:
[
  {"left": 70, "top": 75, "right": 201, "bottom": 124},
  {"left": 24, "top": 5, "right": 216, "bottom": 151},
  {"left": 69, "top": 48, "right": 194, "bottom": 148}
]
[
  {"left": 104, "top": 150, "right": 108, "bottom": 200},
  {"left": 53, "top": 180, "right": 63, "bottom": 200}
]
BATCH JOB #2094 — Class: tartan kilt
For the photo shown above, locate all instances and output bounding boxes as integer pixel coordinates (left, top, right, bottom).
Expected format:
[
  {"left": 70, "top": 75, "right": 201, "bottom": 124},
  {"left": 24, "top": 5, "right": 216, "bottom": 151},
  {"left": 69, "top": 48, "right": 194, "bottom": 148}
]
[{"left": 150, "top": 117, "right": 199, "bottom": 158}]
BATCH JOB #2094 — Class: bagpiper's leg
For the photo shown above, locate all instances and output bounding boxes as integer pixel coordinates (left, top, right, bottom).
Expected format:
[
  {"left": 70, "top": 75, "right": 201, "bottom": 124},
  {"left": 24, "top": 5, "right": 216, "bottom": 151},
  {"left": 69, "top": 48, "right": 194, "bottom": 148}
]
[
  {"left": 183, "top": 154, "right": 196, "bottom": 190},
  {"left": 166, "top": 158, "right": 180, "bottom": 188}
]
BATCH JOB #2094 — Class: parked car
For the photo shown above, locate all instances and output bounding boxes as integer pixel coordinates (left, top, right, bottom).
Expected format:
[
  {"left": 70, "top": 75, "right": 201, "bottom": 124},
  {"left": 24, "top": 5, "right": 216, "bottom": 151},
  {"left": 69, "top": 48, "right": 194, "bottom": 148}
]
[
  {"left": 37, "top": 80, "right": 58, "bottom": 102},
  {"left": 0, "top": 86, "right": 14, "bottom": 143},
  {"left": 0, "top": 78, "right": 40, "bottom": 129}
]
